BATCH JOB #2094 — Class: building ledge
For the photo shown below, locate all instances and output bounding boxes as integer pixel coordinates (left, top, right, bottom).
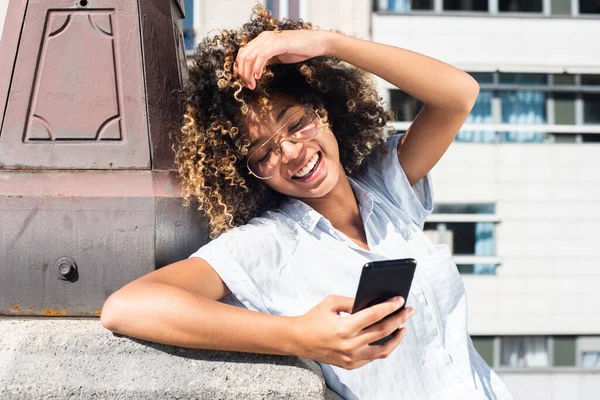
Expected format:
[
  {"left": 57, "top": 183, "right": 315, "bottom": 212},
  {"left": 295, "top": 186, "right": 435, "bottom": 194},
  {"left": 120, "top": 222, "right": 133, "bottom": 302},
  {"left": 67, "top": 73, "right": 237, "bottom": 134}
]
[{"left": 0, "top": 318, "right": 342, "bottom": 399}]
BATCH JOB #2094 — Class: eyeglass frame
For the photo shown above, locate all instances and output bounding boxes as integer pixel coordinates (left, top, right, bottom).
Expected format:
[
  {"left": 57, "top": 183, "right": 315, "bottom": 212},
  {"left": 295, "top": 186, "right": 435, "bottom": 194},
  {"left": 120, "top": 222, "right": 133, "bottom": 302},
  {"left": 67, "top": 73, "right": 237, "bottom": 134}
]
[{"left": 245, "top": 107, "right": 323, "bottom": 180}]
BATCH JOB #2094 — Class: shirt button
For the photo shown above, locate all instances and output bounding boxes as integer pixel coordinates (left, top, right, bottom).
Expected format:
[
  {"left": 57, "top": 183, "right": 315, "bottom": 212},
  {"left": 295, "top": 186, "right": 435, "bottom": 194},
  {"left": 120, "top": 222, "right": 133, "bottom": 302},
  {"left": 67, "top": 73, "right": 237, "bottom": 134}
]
[{"left": 417, "top": 294, "right": 425, "bottom": 303}]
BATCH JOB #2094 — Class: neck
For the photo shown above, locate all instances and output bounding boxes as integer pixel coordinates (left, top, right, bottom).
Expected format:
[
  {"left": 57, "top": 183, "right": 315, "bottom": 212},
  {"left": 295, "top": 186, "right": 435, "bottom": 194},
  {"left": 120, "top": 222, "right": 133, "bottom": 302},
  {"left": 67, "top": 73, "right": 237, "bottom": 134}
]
[{"left": 298, "top": 166, "right": 362, "bottom": 231}]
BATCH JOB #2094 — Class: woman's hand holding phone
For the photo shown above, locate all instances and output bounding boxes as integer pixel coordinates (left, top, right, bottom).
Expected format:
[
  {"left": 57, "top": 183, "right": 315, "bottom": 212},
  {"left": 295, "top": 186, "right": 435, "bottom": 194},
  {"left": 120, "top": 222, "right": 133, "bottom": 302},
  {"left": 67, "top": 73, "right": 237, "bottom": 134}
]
[{"left": 291, "top": 295, "right": 415, "bottom": 370}]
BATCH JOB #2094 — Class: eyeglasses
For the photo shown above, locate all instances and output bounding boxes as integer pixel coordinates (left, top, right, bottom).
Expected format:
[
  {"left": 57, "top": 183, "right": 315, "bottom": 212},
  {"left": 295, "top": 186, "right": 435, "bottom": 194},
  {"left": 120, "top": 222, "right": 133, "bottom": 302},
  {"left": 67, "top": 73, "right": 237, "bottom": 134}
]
[{"left": 246, "top": 107, "right": 322, "bottom": 180}]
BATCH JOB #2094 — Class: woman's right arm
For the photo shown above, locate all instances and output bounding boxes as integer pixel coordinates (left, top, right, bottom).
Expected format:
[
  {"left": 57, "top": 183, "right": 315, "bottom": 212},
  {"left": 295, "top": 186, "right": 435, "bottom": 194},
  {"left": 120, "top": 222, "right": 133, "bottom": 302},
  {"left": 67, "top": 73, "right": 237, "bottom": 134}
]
[
  {"left": 100, "top": 257, "right": 301, "bottom": 355},
  {"left": 100, "top": 258, "right": 414, "bottom": 369}
]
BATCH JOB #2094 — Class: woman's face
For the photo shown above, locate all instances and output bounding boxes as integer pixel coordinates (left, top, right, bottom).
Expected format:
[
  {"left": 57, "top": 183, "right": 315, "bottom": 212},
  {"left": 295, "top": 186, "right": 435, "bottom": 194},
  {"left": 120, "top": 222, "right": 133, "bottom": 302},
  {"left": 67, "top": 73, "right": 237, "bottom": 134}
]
[{"left": 243, "top": 95, "right": 343, "bottom": 199}]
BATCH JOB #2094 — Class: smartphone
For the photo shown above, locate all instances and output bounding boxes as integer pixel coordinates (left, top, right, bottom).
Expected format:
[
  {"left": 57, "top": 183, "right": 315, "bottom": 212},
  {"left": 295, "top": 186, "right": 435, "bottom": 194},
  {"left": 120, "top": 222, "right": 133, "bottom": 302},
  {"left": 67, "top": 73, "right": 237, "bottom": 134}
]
[{"left": 351, "top": 258, "right": 417, "bottom": 346}]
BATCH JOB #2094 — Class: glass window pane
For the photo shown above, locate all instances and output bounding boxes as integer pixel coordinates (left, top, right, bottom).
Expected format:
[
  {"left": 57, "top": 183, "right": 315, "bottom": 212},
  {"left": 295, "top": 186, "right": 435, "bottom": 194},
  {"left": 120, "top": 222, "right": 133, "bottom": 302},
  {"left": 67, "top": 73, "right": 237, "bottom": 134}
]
[
  {"left": 471, "top": 73, "right": 494, "bottom": 84},
  {"left": 582, "top": 351, "right": 600, "bottom": 368},
  {"left": 582, "top": 75, "right": 600, "bottom": 86},
  {"left": 501, "top": 336, "right": 550, "bottom": 367},
  {"left": 444, "top": 0, "right": 488, "bottom": 11},
  {"left": 472, "top": 337, "right": 495, "bottom": 366},
  {"left": 499, "top": 0, "right": 543, "bottom": 11},
  {"left": 289, "top": 0, "right": 300, "bottom": 19},
  {"left": 553, "top": 133, "right": 578, "bottom": 143},
  {"left": 390, "top": 90, "right": 424, "bottom": 121},
  {"left": 554, "top": 336, "right": 577, "bottom": 366},
  {"left": 266, "top": 0, "right": 279, "bottom": 17},
  {"left": 433, "top": 204, "right": 495, "bottom": 214},
  {"left": 500, "top": 91, "right": 546, "bottom": 143},
  {"left": 552, "top": 74, "right": 576, "bottom": 85},
  {"left": 384, "top": 0, "right": 434, "bottom": 11},
  {"left": 413, "top": 0, "right": 434, "bottom": 9},
  {"left": 580, "top": 0, "right": 600, "bottom": 13},
  {"left": 182, "top": 0, "right": 195, "bottom": 51},
  {"left": 551, "top": 0, "right": 572, "bottom": 15},
  {"left": 582, "top": 134, "right": 600, "bottom": 143},
  {"left": 583, "top": 94, "right": 600, "bottom": 124},
  {"left": 499, "top": 73, "right": 547, "bottom": 85},
  {"left": 456, "top": 90, "right": 495, "bottom": 143},
  {"left": 554, "top": 93, "right": 576, "bottom": 125}
]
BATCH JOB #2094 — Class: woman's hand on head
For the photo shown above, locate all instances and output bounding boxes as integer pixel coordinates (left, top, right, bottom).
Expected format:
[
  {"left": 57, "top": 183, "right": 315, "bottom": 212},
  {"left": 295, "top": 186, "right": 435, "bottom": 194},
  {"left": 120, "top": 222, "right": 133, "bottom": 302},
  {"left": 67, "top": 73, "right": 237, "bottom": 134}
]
[
  {"left": 233, "top": 30, "right": 337, "bottom": 89},
  {"left": 290, "top": 295, "right": 414, "bottom": 370}
]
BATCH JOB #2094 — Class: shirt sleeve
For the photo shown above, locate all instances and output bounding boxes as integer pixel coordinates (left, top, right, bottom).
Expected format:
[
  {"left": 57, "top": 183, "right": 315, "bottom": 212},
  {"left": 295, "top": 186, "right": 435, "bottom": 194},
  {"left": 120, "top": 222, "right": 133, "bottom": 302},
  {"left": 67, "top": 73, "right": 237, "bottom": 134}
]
[
  {"left": 188, "top": 217, "right": 292, "bottom": 314},
  {"left": 354, "top": 133, "right": 434, "bottom": 228}
]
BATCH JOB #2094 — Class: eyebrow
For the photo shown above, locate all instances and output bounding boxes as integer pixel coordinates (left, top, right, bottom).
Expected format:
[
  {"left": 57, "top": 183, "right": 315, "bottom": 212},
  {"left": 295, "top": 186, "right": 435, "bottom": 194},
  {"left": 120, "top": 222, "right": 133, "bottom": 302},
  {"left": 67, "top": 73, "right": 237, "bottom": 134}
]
[{"left": 248, "top": 106, "right": 293, "bottom": 149}]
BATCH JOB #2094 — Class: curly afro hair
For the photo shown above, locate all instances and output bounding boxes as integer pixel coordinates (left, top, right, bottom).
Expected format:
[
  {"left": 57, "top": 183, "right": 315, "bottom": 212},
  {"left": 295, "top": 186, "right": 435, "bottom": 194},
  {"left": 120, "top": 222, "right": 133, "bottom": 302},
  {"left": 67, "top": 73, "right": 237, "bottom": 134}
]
[{"left": 175, "top": 5, "right": 393, "bottom": 239}]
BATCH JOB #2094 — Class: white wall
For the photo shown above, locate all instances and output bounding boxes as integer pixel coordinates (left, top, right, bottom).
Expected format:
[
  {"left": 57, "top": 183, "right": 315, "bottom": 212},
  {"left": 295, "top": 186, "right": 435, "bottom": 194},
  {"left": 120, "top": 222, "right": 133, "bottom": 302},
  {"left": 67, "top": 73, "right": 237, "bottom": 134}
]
[
  {"left": 304, "top": 0, "right": 371, "bottom": 40},
  {"left": 194, "top": 0, "right": 259, "bottom": 41},
  {"left": 429, "top": 143, "right": 600, "bottom": 335},
  {"left": 0, "top": 1, "right": 8, "bottom": 41},
  {"left": 497, "top": 370, "right": 600, "bottom": 400},
  {"left": 372, "top": 14, "right": 600, "bottom": 73}
]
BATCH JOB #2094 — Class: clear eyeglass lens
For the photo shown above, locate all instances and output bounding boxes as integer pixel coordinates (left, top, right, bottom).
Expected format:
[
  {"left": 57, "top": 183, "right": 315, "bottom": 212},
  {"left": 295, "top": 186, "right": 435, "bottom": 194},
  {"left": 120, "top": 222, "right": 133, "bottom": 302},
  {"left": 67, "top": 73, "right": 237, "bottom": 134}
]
[{"left": 248, "top": 109, "right": 320, "bottom": 178}]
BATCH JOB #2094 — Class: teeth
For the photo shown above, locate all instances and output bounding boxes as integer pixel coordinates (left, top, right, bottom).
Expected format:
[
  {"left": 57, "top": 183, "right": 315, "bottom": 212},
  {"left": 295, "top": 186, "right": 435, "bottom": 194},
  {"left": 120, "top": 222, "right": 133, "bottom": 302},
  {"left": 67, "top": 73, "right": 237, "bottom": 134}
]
[{"left": 294, "top": 153, "right": 320, "bottom": 178}]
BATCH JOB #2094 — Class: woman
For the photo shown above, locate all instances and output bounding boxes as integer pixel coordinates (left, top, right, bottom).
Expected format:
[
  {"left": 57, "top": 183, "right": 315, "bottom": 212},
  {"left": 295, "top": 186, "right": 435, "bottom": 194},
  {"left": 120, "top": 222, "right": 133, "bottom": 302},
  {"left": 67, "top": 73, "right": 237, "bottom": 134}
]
[{"left": 101, "top": 6, "right": 512, "bottom": 399}]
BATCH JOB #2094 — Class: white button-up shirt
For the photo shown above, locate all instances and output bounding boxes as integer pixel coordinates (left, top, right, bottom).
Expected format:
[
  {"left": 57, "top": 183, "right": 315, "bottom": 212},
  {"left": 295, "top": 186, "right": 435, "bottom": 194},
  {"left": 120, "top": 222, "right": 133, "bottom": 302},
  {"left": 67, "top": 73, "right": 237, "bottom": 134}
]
[{"left": 190, "top": 134, "right": 512, "bottom": 399}]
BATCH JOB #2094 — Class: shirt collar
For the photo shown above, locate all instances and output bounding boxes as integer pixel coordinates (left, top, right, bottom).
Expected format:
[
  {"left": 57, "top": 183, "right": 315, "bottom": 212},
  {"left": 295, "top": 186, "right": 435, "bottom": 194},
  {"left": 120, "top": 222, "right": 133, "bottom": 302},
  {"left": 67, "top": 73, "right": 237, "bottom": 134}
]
[{"left": 278, "top": 176, "right": 377, "bottom": 233}]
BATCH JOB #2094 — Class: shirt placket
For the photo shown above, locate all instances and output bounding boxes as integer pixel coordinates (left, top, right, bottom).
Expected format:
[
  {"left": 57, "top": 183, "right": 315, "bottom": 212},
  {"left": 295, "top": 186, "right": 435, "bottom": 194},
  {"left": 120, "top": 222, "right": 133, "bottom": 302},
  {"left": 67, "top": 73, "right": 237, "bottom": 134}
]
[{"left": 410, "top": 270, "right": 467, "bottom": 388}]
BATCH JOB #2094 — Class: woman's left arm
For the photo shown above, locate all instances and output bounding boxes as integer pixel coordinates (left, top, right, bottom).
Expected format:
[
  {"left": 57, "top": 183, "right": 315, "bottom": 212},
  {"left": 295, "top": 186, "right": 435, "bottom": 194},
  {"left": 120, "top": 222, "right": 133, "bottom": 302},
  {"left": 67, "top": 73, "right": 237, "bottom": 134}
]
[
  {"left": 234, "top": 30, "right": 479, "bottom": 187},
  {"left": 326, "top": 33, "right": 480, "bottom": 187}
]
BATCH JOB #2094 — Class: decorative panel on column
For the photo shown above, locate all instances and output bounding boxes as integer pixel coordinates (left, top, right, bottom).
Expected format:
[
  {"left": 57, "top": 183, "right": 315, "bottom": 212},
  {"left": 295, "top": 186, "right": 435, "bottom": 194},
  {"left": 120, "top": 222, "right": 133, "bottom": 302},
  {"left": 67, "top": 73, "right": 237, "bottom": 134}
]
[{"left": 0, "top": 0, "right": 150, "bottom": 169}]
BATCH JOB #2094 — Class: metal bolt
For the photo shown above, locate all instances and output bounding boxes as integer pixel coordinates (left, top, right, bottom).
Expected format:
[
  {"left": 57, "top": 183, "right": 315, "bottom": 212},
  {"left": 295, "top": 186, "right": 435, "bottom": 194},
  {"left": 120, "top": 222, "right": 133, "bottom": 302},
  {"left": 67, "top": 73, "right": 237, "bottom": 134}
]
[{"left": 56, "top": 257, "right": 77, "bottom": 281}]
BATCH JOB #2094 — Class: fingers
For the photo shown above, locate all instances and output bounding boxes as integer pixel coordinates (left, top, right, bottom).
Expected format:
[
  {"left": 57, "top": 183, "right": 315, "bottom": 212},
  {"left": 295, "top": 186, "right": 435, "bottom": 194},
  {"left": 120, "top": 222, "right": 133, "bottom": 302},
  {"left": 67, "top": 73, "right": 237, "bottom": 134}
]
[
  {"left": 234, "top": 33, "right": 268, "bottom": 89},
  {"left": 324, "top": 295, "right": 355, "bottom": 314},
  {"left": 234, "top": 32, "right": 282, "bottom": 89},
  {"left": 346, "top": 296, "right": 405, "bottom": 333},
  {"left": 366, "top": 327, "right": 408, "bottom": 361},
  {"left": 356, "top": 306, "right": 414, "bottom": 348},
  {"left": 338, "top": 328, "right": 408, "bottom": 370}
]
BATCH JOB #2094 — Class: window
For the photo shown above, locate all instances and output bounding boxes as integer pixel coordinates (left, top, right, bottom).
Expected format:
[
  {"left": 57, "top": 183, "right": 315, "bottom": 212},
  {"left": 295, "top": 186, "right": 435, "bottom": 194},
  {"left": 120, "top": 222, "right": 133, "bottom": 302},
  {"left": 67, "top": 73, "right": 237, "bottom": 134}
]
[
  {"left": 389, "top": 90, "right": 424, "bottom": 121},
  {"left": 376, "top": 0, "right": 434, "bottom": 12},
  {"left": 553, "top": 336, "right": 577, "bottom": 367},
  {"left": 582, "top": 352, "right": 600, "bottom": 368},
  {"left": 584, "top": 94, "right": 600, "bottom": 124},
  {"left": 499, "top": 0, "right": 543, "bottom": 12},
  {"left": 500, "top": 336, "right": 550, "bottom": 368},
  {"left": 444, "top": 0, "right": 488, "bottom": 11},
  {"left": 424, "top": 204, "right": 498, "bottom": 274},
  {"left": 554, "top": 93, "right": 576, "bottom": 125},
  {"left": 266, "top": 0, "right": 301, "bottom": 19},
  {"left": 580, "top": 0, "right": 600, "bottom": 13},
  {"left": 389, "top": 73, "right": 600, "bottom": 143},
  {"left": 551, "top": 0, "right": 572, "bottom": 15},
  {"left": 182, "top": 0, "right": 195, "bottom": 51},
  {"left": 472, "top": 336, "right": 600, "bottom": 368},
  {"left": 472, "top": 336, "right": 495, "bottom": 366}
]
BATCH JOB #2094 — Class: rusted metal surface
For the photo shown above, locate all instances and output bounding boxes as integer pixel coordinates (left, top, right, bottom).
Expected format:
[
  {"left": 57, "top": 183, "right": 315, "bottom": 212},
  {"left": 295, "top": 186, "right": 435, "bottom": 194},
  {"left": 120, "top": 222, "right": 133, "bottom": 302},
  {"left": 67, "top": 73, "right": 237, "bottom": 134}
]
[
  {"left": 0, "top": 1, "right": 208, "bottom": 316},
  {"left": 139, "top": 0, "right": 188, "bottom": 170},
  {"left": 0, "top": 170, "right": 209, "bottom": 316},
  {"left": 0, "top": 0, "right": 150, "bottom": 169},
  {"left": 0, "top": 170, "right": 210, "bottom": 316}
]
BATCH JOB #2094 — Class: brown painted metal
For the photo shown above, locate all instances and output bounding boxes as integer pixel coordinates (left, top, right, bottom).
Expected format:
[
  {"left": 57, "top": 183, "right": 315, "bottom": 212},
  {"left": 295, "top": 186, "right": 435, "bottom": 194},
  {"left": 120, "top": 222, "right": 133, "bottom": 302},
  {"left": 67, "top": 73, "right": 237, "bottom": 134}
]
[
  {"left": 0, "top": 0, "right": 150, "bottom": 169},
  {"left": 0, "top": 1, "right": 28, "bottom": 134},
  {"left": 139, "top": 0, "right": 188, "bottom": 170},
  {"left": 0, "top": 170, "right": 209, "bottom": 316},
  {"left": 0, "top": 1, "right": 212, "bottom": 316}
]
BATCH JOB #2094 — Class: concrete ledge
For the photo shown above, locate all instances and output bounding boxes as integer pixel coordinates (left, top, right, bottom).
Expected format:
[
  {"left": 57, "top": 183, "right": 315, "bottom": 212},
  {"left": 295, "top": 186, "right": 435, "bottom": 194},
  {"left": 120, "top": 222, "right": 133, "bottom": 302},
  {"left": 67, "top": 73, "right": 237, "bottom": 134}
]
[{"left": 0, "top": 318, "right": 342, "bottom": 399}]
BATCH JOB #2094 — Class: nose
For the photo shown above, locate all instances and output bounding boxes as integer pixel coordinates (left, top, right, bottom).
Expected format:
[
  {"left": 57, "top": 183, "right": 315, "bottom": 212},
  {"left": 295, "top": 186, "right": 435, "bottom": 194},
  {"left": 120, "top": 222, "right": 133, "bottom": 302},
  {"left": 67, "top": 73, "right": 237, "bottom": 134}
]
[{"left": 279, "top": 140, "right": 302, "bottom": 164}]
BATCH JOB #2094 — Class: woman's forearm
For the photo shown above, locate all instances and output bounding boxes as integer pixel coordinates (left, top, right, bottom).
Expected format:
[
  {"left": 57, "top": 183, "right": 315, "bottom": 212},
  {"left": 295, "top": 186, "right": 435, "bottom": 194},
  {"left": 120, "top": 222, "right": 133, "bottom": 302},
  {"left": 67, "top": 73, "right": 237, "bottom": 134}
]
[
  {"left": 100, "top": 281, "right": 298, "bottom": 356},
  {"left": 324, "top": 31, "right": 479, "bottom": 110}
]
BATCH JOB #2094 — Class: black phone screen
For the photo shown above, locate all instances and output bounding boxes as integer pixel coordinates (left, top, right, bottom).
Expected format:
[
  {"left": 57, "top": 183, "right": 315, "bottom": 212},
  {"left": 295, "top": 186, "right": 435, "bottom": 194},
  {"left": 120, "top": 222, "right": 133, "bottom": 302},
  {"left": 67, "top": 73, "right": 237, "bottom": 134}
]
[{"left": 351, "top": 258, "right": 417, "bottom": 346}]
